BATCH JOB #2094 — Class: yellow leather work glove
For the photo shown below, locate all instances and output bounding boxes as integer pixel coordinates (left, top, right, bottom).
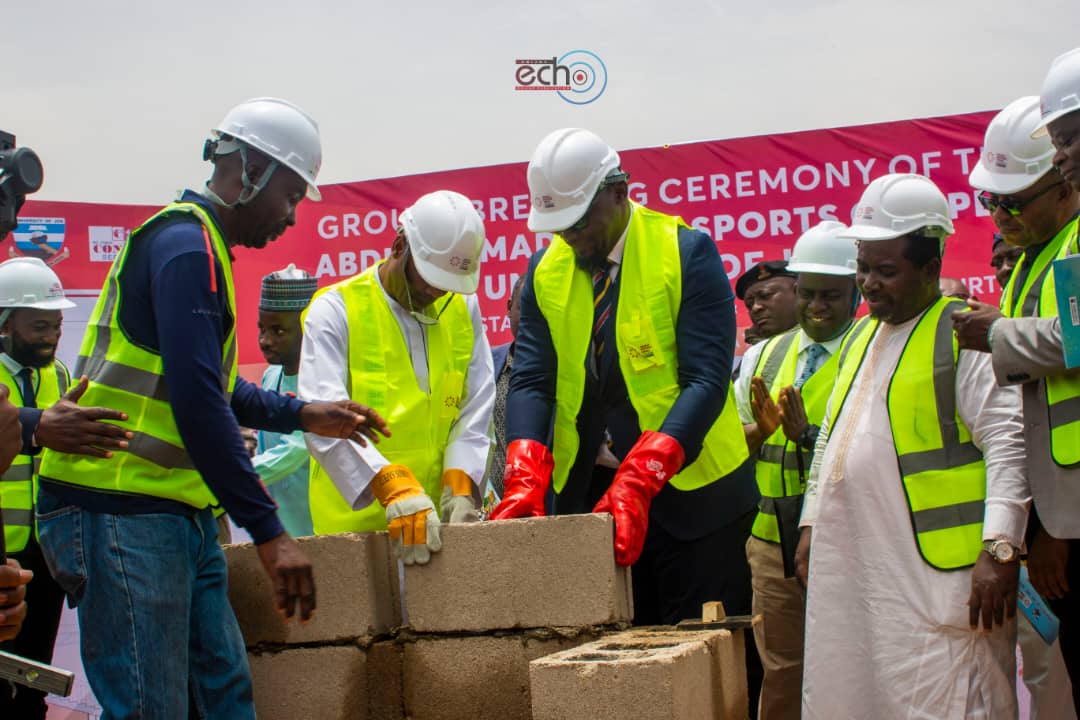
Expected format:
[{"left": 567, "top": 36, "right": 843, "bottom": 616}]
[
  {"left": 371, "top": 464, "right": 442, "bottom": 565},
  {"left": 439, "top": 469, "right": 480, "bottom": 524}
]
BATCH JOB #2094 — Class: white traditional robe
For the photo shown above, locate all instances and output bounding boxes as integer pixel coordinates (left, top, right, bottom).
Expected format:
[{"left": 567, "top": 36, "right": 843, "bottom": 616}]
[{"left": 800, "top": 310, "right": 1030, "bottom": 720}]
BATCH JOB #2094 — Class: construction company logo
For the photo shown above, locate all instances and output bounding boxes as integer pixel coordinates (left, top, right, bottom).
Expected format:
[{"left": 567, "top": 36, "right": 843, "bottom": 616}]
[
  {"left": 858, "top": 205, "right": 875, "bottom": 221},
  {"left": 989, "top": 151, "right": 1009, "bottom": 169},
  {"left": 533, "top": 195, "right": 556, "bottom": 209},
  {"left": 88, "top": 226, "right": 130, "bottom": 263},
  {"left": 449, "top": 255, "right": 473, "bottom": 272},
  {"left": 10, "top": 217, "right": 69, "bottom": 267},
  {"left": 514, "top": 50, "right": 608, "bottom": 105}
]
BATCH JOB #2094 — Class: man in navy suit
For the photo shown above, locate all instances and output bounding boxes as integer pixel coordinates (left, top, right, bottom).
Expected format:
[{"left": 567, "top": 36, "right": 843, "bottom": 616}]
[{"left": 489, "top": 129, "right": 762, "bottom": 708}]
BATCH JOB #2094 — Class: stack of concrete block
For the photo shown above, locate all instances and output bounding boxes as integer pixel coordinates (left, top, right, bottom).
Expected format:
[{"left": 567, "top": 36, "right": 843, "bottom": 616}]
[
  {"left": 529, "top": 627, "right": 749, "bottom": 720},
  {"left": 225, "top": 513, "right": 634, "bottom": 720}
]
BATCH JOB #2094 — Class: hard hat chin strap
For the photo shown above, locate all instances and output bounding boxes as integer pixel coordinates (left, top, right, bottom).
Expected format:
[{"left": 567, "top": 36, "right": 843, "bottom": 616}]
[{"left": 202, "top": 139, "right": 280, "bottom": 208}]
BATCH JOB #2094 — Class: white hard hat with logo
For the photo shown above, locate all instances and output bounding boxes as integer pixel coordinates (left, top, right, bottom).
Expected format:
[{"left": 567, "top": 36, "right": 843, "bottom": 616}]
[
  {"left": 400, "top": 190, "right": 486, "bottom": 295},
  {"left": 787, "top": 221, "right": 857, "bottom": 276},
  {"left": 206, "top": 97, "right": 322, "bottom": 202},
  {"left": 527, "top": 128, "right": 621, "bottom": 233},
  {"left": 838, "top": 174, "right": 955, "bottom": 242},
  {"left": 1033, "top": 48, "right": 1080, "bottom": 137},
  {"left": 0, "top": 256, "right": 76, "bottom": 326},
  {"left": 969, "top": 96, "right": 1055, "bottom": 194}
]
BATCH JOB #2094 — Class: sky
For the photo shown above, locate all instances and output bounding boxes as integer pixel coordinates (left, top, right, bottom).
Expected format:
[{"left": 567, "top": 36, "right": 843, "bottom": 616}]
[{"left": 5, "top": 0, "right": 1079, "bottom": 205}]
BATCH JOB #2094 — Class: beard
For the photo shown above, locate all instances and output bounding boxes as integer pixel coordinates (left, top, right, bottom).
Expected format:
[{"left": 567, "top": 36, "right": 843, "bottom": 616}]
[{"left": 10, "top": 336, "right": 56, "bottom": 369}]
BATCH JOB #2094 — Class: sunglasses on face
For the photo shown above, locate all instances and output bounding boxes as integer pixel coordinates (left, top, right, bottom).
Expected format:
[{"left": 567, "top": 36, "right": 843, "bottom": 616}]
[
  {"left": 560, "top": 172, "right": 631, "bottom": 234},
  {"left": 978, "top": 182, "right": 1063, "bottom": 217}
]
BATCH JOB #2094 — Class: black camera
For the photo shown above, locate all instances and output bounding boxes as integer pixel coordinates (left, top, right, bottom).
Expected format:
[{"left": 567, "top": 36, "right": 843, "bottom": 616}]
[{"left": 0, "top": 131, "right": 44, "bottom": 240}]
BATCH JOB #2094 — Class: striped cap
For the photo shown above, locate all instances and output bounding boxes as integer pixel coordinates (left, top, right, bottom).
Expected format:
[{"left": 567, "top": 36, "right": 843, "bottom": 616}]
[{"left": 259, "top": 264, "right": 317, "bottom": 312}]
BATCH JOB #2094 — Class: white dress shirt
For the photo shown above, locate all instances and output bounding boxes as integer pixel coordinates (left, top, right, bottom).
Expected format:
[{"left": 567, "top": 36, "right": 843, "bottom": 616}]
[{"left": 298, "top": 268, "right": 495, "bottom": 511}]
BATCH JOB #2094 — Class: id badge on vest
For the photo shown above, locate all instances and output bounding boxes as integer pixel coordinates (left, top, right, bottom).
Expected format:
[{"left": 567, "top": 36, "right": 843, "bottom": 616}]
[{"left": 618, "top": 310, "right": 666, "bottom": 374}]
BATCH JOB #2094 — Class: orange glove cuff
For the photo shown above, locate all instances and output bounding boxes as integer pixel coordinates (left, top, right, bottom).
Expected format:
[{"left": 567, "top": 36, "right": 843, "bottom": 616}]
[
  {"left": 441, "top": 469, "right": 473, "bottom": 497},
  {"left": 371, "top": 464, "right": 423, "bottom": 507}
]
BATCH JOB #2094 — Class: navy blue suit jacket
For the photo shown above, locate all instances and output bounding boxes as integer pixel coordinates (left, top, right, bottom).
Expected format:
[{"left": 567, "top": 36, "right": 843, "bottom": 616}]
[{"left": 507, "top": 221, "right": 759, "bottom": 539}]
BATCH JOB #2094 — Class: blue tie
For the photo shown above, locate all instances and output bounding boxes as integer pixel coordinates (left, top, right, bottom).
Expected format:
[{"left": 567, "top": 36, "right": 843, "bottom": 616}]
[
  {"left": 794, "top": 344, "right": 825, "bottom": 389},
  {"left": 17, "top": 367, "right": 36, "bottom": 408}
]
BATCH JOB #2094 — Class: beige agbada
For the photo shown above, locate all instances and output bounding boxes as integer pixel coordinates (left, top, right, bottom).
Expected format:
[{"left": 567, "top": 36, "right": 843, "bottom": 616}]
[{"left": 800, "top": 311, "right": 1030, "bottom": 719}]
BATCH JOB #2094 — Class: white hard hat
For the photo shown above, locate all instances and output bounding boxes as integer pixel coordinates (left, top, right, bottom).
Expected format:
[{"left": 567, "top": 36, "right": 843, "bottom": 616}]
[
  {"left": 527, "top": 128, "right": 621, "bottom": 233},
  {"left": 209, "top": 97, "right": 322, "bottom": 201},
  {"left": 0, "top": 257, "right": 76, "bottom": 311},
  {"left": 969, "top": 96, "right": 1055, "bottom": 194},
  {"left": 1034, "top": 48, "right": 1080, "bottom": 137},
  {"left": 787, "top": 221, "right": 857, "bottom": 276},
  {"left": 400, "top": 190, "right": 486, "bottom": 295},
  {"left": 839, "top": 174, "right": 955, "bottom": 242}
]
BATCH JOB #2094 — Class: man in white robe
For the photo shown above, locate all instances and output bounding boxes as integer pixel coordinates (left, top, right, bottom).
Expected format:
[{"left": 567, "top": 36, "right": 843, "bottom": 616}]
[{"left": 796, "top": 173, "right": 1031, "bottom": 720}]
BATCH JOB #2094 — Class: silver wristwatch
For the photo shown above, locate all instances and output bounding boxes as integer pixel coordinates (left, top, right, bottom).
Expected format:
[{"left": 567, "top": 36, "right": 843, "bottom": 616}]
[{"left": 983, "top": 539, "right": 1020, "bottom": 564}]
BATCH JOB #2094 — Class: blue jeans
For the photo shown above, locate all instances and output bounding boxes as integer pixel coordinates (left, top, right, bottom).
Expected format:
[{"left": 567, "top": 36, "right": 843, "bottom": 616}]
[{"left": 36, "top": 488, "right": 255, "bottom": 720}]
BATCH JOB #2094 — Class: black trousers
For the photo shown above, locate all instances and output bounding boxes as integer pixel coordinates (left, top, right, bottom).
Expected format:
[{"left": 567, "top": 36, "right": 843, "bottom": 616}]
[
  {"left": 0, "top": 536, "right": 67, "bottom": 720},
  {"left": 1049, "top": 538, "right": 1080, "bottom": 714},
  {"left": 631, "top": 507, "right": 764, "bottom": 719}
]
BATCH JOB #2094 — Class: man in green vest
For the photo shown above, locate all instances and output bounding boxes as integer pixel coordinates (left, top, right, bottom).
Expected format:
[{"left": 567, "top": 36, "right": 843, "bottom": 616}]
[
  {"left": 954, "top": 92, "right": 1080, "bottom": 713},
  {"left": 489, "top": 126, "right": 763, "bottom": 708},
  {"left": 301, "top": 189, "right": 494, "bottom": 565},
  {"left": 34, "top": 98, "right": 388, "bottom": 720},
  {"left": 797, "top": 173, "right": 1029, "bottom": 718},
  {"left": 734, "top": 221, "right": 859, "bottom": 720}
]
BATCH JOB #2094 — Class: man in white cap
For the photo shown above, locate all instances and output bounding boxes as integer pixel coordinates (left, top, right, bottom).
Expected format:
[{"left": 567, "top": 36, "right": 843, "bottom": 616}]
[
  {"left": 489, "top": 127, "right": 762, "bottom": 709},
  {"left": 797, "top": 174, "right": 1029, "bottom": 718},
  {"left": 734, "top": 221, "right": 860, "bottom": 720},
  {"left": 36, "top": 98, "right": 387, "bottom": 719},
  {"left": 301, "top": 190, "right": 495, "bottom": 565},
  {"left": 253, "top": 264, "right": 320, "bottom": 537},
  {"left": 955, "top": 89, "right": 1080, "bottom": 713}
]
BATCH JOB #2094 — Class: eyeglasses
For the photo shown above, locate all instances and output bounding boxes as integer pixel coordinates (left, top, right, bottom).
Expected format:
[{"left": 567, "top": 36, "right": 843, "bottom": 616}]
[
  {"left": 978, "top": 182, "right": 1064, "bottom": 217},
  {"left": 560, "top": 172, "right": 630, "bottom": 233},
  {"left": 402, "top": 247, "right": 453, "bottom": 325}
]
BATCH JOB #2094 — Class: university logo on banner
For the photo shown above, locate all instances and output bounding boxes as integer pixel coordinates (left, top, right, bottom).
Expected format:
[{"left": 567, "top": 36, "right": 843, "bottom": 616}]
[
  {"left": 88, "top": 226, "right": 129, "bottom": 263},
  {"left": 10, "top": 217, "right": 69, "bottom": 266}
]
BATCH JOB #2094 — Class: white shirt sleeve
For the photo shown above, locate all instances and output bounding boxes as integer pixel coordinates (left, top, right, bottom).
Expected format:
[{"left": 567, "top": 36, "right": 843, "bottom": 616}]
[
  {"left": 798, "top": 400, "right": 832, "bottom": 528},
  {"left": 956, "top": 349, "right": 1031, "bottom": 547},
  {"left": 442, "top": 295, "right": 496, "bottom": 492},
  {"left": 735, "top": 341, "right": 767, "bottom": 424},
  {"left": 298, "top": 291, "right": 389, "bottom": 510}
]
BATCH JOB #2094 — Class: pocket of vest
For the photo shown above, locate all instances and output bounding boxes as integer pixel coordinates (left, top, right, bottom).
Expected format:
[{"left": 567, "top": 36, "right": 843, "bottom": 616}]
[{"left": 618, "top": 311, "right": 666, "bottom": 374}]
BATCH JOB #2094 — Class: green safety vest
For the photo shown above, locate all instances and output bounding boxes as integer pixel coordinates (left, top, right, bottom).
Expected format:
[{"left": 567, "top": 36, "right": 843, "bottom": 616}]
[
  {"left": 0, "top": 361, "right": 68, "bottom": 552},
  {"left": 831, "top": 296, "right": 986, "bottom": 570},
  {"left": 38, "top": 203, "right": 238, "bottom": 509},
  {"left": 533, "top": 203, "right": 748, "bottom": 494},
  {"left": 307, "top": 263, "right": 474, "bottom": 534},
  {"left": 749, "top": 326, "right": 850, "bottom": 543},
  {"left": 1003, "top": 217, "right": 1080, "bottom": 467}
]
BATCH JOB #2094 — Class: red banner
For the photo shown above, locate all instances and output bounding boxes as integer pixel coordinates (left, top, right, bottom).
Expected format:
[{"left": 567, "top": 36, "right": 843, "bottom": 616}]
[{"left": 17, "top": 110, "right": 999, "bottom": 370}]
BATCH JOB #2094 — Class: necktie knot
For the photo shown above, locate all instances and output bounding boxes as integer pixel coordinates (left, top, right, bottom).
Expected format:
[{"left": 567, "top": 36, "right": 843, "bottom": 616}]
[{"left": 16, "top": 367, "right": 36, "bottom": 408}]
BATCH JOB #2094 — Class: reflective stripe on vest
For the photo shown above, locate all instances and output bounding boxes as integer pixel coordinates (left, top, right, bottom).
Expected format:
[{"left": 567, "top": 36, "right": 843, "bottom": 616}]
[
  {"left": 1, "top": 361, "right": 67, "bottom": 552},
  {"left": 533, "top": 203, "right": 748, "bottom": 494},
  {"left": 1034, "top": 218, "right": 1080, "bottom": 467},
  {"left": 750, "top": 326, "right": 851, "bottom": 543},
  {"left": 306, "top": 264, "right": 474, "bottom": 535},
  {"left": 38, "top": 203, "right": 237, "bottom": 509},
  {"left": 832, "top": 297, "right": 986, "bottom": 570}
]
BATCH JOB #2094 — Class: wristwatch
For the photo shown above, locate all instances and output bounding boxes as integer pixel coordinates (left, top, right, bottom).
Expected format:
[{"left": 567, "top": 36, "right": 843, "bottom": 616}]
[{"left": 983, "top": 539, "right": 1020, "bottom": 564}]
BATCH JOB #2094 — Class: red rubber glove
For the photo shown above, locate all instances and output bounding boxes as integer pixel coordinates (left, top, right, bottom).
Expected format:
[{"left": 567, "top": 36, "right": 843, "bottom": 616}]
[
  {"left": 593, "top": 431, "right": 685, "bottom": 566},
  {"left": 488, "top": 439, "right": 554, "bottom": 520}
]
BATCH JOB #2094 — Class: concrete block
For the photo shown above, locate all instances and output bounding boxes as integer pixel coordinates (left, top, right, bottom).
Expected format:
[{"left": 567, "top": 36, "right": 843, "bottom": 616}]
[
  {"left": 225, "top": 532, "right": 399, "bottom": 646},
  {"left": 403, "top": 514, "right": 632, "bottom": 632},
  {"left": 249, "top": 645, "right": 367, "bottom": 720},
  {"left": 402, "top": 629, "right": 604, "bottom": 720},
  {"left": 529, "top": 627, "right": 749, "bottom": 720}
]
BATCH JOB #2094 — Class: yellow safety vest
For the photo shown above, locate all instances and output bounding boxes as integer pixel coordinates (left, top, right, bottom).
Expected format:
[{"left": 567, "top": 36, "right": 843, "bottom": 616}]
[
  {"left": 831, "top": 296, "right": 986, "bottom": 570},
  {"left": 306, "top": 264, "right": 474, "bottom": 534},
  {"left": 39, "top": 203, "right": 237, "bottom": 509},
  {"left": 533, "top": 203, "right": 748, "bottom": 494},
  {"left": 750, "top": 326, "right": 850, "bottom": 543},
  {"left": 0, "top": 361, "right": 68, "bottom": 552},
  {"left": 1010, "top": 217, "right": 1080, "bottom": 467}
]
